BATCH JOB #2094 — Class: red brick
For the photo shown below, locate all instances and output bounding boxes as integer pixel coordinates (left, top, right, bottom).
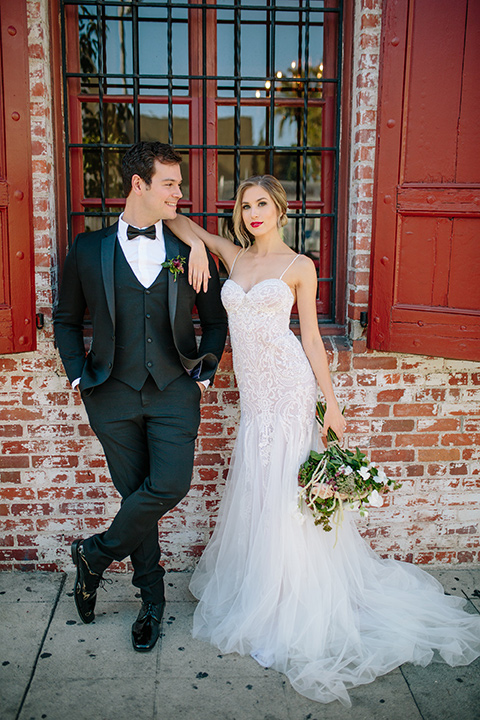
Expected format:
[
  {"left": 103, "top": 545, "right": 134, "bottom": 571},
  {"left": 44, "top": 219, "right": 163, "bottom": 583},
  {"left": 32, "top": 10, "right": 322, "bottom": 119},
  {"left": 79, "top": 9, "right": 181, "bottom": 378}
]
[
  {"left": 32, "top": 456, "right": 79, "bottom": 468},
  {"left": 462, "top": 448, "right": 480, "bottom": 460},
  {"left": 74, "top": 470, "right": 96, "bottom": 483},
  {"left": 199, "top": 422, "right": 224, "bottom": 436},
  {"left": 78, "top": 424, "right": 95, "bottom": 436},
  {"left": 11, "top": 503, "right": 53, "bottom": 516},
  {"left": 415, "top": 552, "right": 435, "bottom": 564},
  {"left": 393, "top": 404, "right": 437, "bottom": 417},
  {"left": 369, "top": 434, "right": 393, "bottom": 448},
  {"left": 434, "top": 551, "right": 457, "bottom": 563},
  {"left": 37, "top": 487, "right": 84, "bottom": 500},
  {"left": 194, "top": 453, "right": 225, "bottom": 467},
  {"left": 200, "top": 438, "right": 232, "bottom": 451},
  {"left": 0, "top": 471, "right": 22, "bottom": 484},
  {"left": 59, "top": 502, "right": 105, "bottom": 516},
  {"left": 441, "top": 433, "right": 477, "bottom": 446},
  {"left": 457, "top": 551, "right": 475, "bottom": 563},
  {"left": 0, "top": 549, "right": 38, "bottom": 561},
  {"left": 417, "top": 418, "right": 460, "bottom": 432},
  {"left": 27, "top": 424, "right": 75, "bottom": 437},
  {"left": 353, "top": 356, "right": 398, "bottom": 370},
  {"left": 370, "top": 449, "right": 415, "bottom": 463},
  {"left": 396, "top": 434, "right": 439, "bottom": 447},
  {"left": 414, "top": 389, "right": 446, "bottom": 402},
  {"left": 0, "top": 359, "right": 18, "bottom": 372},
  {"left": 0, "top": 407, "right": 43, "bottom": 421},
  {"left": 1, "top": 487, "right": 36, "bottom": 500},
  {"left": 0, "top": 456, "right": 30, "bottom": 469},
  {"left": 0, "top": 425, "right": 23, "bottom": 437},
  {"left": 418, "top": 448, "right": 461, "bottom": 462},
  {"left": 377, "top": 389, "right": 405, "bottom": 402},
  {"left": 448, "top": 373, "right": 469, "bottom": 385},
  {"left": 406, "top": 465, "right": 424, "bottom": 477},
  {"left": 356, "top": 372, "right": 377, "bottom": 386},
  {"left": 380, "top": 419, "right": 415, "bottom": 432},
  {"left": 348, "top": 404, "right": 390, "bottom": 418}
]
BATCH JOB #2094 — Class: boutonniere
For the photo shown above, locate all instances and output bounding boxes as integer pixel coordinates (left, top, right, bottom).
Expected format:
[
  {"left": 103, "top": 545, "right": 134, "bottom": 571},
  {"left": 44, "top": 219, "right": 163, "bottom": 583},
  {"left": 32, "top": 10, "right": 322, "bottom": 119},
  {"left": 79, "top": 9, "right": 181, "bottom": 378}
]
[{"left": 162, "top": 255, "right": 186, "bottom": 281}]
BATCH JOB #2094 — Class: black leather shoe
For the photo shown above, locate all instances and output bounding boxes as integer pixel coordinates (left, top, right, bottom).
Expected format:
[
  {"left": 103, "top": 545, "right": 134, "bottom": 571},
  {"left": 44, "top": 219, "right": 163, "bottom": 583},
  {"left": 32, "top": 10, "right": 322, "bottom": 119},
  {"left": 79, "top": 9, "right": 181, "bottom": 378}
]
[
  {"left": 71, "top": 538, "right": 102, "bottom": 624},
  {"left": 131, "top": 601, "right": 165, "bottom": 652}
]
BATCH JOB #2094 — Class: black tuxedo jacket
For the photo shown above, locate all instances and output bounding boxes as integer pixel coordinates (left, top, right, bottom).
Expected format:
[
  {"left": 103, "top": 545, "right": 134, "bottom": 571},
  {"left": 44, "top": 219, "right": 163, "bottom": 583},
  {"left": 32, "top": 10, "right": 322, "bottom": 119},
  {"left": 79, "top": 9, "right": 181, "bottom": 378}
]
[{"left": 54, "top": 222, "right": 228, "bottom": 392}]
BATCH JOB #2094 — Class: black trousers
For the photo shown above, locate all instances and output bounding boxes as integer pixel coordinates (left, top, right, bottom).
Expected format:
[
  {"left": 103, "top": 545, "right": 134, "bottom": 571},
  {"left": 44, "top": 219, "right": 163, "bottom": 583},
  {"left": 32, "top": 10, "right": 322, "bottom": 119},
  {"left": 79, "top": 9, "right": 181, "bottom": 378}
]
[{"left": 81, "top": 373, "right": 201, "bottom": 604}]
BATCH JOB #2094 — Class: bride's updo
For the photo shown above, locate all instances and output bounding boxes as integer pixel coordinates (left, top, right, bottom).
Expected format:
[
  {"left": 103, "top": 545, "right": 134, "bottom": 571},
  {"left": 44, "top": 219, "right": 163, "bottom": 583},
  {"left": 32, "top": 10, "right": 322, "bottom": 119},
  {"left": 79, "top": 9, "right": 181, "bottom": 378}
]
[{"left": 232, "top": 175, "right": 288, "bottom": 248}]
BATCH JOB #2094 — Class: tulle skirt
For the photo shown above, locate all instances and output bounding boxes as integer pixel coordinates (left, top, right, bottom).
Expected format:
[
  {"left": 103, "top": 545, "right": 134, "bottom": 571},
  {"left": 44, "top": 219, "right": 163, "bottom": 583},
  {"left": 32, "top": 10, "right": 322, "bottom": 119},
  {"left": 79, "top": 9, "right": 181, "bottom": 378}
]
[{"left": 189, "top": 415, "right": 480, "bottom": 707}]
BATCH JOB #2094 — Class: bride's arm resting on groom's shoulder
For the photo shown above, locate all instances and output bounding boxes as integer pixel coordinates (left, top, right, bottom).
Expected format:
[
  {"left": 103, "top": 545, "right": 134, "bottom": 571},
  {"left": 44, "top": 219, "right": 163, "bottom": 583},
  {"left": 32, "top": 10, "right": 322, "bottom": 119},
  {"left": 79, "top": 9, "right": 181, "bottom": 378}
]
[
  {"left": 166, "top": 214, "right": 240, "bottom": 290},
  {"left": 293, "top": 256, "right": 346, "bottom": 442}
]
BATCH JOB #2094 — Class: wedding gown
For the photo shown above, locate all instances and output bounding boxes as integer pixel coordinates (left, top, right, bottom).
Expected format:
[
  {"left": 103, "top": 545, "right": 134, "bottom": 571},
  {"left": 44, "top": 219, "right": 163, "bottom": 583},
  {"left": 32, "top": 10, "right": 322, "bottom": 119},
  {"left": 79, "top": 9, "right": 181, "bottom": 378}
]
[{"left": 189, "top": 257, "right": 480, "bottom": 707}]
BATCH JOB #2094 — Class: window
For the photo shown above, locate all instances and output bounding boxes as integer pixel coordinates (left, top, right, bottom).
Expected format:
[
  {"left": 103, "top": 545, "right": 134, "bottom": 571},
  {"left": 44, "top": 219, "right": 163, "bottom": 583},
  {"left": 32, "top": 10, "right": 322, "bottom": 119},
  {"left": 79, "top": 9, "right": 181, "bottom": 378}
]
[{"left": 60, "top": 0, "right": 345, "bottom": 322}]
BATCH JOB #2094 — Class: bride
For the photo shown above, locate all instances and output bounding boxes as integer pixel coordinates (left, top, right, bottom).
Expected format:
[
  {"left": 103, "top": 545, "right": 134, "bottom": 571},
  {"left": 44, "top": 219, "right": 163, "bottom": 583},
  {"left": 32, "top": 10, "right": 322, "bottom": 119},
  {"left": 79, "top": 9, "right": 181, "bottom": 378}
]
[{"left": 167, "top": 175, "right": 480, "bottom": 707}]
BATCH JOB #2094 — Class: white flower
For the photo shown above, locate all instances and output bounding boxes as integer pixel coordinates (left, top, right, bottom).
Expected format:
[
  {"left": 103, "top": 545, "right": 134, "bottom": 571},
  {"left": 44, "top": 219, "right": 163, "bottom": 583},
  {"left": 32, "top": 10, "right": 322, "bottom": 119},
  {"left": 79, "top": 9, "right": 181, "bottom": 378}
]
[
  {"left": 367, "top": 489, "right": 384, "bottom": 507},
  {"left": 359, "top": 466, "right": 371, "bottom": 481},
  {"left": 345, "top": 500, "right": 361, "bottom": 512},
  {"left": 291, "top": 500, "right": 306, "bottom": 525},
  {"left": 341, "top": 465, "right": 353, "bottom": 476},
  {"left": 377, "top": 468, "right": 389, "bottom": 485},
  {"left": 292, "top": 508, "right": 306, "bottom": 525}
]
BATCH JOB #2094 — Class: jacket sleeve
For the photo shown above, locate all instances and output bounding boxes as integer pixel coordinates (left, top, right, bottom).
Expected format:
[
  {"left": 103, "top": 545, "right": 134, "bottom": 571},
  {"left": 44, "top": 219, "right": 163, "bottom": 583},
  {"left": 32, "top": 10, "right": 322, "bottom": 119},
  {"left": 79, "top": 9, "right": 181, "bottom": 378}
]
[
  {"left": 53, "top": 237, "right": 88, "bottom": 383},
  {"left": 194, "top": 251, "right": 228, "bottom": 384}
]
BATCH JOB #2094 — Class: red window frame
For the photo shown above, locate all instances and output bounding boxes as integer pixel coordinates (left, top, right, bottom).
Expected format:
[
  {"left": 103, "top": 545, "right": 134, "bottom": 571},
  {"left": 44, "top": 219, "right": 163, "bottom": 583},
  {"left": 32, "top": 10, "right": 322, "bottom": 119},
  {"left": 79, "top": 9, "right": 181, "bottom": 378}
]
[{"left": 55, "top": 0, "right": 352, "bottom": 330}]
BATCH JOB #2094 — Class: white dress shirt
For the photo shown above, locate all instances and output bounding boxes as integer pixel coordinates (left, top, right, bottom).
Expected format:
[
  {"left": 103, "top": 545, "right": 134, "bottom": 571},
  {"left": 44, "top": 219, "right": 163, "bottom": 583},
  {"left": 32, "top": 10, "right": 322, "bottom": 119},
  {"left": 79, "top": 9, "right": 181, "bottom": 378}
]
[{"left": 117, "top": 213, "right": 166, "bottom": 288}]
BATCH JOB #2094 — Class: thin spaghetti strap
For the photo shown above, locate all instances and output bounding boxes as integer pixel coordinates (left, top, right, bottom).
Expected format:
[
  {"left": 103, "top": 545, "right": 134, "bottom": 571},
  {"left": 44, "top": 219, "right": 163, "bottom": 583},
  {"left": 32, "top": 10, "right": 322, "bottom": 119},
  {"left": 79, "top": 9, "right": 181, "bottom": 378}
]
[
  {"left": 228, "top": 249, "right": 245, "bottom": 278},
  {"left": 279, "top": 254, "right": 300, "bottom": 280}
]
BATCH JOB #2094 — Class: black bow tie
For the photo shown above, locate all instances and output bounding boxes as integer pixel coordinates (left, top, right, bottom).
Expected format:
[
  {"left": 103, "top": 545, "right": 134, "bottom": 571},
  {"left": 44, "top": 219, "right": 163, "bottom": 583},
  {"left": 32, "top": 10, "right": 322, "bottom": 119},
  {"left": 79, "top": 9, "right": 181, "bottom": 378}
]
[{"left": 126, "top": 224, "right": 157, "bottom": 241}]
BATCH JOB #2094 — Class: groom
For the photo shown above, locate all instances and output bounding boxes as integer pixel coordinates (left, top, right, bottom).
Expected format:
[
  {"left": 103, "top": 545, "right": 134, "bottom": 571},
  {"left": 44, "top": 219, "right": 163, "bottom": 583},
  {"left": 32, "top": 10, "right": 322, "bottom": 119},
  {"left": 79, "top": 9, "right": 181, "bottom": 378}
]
[{"left": 54, "top": 141, "right": 227, "bottom": 651}]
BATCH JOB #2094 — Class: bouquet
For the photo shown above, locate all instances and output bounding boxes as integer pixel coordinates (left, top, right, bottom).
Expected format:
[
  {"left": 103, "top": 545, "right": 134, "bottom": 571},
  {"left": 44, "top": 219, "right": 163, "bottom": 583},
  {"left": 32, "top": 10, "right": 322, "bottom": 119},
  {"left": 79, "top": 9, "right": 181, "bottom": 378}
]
[{"left": 298, "top": 402, "right": 401, "bottom": 534}]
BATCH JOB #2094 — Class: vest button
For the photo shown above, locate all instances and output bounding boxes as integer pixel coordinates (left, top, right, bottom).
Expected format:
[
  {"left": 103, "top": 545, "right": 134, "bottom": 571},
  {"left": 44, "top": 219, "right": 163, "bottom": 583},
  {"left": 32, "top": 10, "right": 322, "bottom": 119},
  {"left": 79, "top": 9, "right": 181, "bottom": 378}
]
[
  {"left": 147, "top": 337, "right": 152, "bottom": 343},
  {"left": 145, "top": 290, "right": 151, "bottom": 295},
  {"left": 108, "top": 362, "right": 112, "bottom": 368},
  {"left": 146, "top": 313, "right": 151, "bottom": 319},
  {"left": 147, "top": 361, "right": 153, "bottom": 368}
]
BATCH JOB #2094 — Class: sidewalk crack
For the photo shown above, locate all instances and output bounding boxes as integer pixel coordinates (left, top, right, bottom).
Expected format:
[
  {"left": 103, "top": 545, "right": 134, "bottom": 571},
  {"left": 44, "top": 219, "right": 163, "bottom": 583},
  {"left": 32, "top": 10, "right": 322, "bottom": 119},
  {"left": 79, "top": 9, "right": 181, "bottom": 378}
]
[{"left": 15, "top": 573, "right": 67, "bottom": 720}]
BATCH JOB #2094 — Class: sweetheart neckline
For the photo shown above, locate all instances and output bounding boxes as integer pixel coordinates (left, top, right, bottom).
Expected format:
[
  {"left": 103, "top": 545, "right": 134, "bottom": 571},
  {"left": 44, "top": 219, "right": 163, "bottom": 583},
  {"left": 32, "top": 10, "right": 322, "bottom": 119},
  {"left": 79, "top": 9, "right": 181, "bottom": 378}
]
[{"left": 224, "top": 277, "right": 295, "bottom": 299}]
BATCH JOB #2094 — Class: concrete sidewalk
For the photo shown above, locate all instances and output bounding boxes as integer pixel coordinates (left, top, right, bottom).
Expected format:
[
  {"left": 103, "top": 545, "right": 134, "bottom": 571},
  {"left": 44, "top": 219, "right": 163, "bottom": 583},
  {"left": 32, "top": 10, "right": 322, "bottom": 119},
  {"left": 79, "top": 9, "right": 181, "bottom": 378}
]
[{"left": 1, "top": 568, "right": 479, "bottom": 720}]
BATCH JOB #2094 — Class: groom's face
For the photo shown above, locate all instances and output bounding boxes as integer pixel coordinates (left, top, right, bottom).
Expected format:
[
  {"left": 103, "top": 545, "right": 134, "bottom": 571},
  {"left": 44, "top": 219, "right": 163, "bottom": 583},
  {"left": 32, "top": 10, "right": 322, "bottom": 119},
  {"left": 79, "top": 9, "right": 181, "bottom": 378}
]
[{"left": 143, "top": 159, "right": 183, "bottom": 221}]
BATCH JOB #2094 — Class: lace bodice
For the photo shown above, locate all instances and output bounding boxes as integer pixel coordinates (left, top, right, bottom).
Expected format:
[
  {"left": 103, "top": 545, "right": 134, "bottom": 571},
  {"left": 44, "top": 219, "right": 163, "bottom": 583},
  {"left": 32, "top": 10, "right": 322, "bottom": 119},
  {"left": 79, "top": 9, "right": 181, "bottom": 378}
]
[{"left": 221, "top": 278, "right": 316, "bottom": 464}]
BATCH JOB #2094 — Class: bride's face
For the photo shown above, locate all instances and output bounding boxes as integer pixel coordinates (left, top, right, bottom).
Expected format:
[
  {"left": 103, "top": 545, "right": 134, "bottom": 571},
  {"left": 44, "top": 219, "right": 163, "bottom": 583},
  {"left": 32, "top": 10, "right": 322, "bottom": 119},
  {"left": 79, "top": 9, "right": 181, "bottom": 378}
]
[{"left": 241, "top": 186, "right": 279, "bottom": 237}]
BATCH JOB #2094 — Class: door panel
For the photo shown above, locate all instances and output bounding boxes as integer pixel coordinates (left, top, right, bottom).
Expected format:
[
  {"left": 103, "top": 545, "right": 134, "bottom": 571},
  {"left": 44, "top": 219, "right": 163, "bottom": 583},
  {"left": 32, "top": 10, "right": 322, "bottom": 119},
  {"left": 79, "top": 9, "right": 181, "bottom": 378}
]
[{"left": 369, "top": 0, "right": 480, "bottom": 361}]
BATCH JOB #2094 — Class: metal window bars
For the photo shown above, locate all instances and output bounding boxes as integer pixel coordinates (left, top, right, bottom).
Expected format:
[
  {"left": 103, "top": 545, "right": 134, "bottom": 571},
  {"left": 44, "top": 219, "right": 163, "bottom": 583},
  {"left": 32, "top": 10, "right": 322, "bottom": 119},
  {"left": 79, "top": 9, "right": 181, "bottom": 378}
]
[{"left": 60, "top": 0, "right": 343, "bottom": 321}]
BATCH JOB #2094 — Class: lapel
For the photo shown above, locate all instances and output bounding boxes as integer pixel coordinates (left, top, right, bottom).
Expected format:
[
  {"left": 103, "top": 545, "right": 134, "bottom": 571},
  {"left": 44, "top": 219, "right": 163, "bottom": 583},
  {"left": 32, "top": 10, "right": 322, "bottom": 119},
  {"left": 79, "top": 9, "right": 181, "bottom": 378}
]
[
  {"left": 100, "top": 222, "right": 119, "bottom": 327},
  {"left": 163, "top": 224, "right": 182, "bottom": 329}
]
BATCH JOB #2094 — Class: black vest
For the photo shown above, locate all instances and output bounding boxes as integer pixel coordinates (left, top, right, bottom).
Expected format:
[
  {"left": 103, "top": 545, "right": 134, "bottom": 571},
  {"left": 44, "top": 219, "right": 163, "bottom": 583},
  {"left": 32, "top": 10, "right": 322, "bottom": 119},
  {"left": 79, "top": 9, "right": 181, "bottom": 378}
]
[{"left": 111, "top": 242, "right": 184, "bottom": 390}]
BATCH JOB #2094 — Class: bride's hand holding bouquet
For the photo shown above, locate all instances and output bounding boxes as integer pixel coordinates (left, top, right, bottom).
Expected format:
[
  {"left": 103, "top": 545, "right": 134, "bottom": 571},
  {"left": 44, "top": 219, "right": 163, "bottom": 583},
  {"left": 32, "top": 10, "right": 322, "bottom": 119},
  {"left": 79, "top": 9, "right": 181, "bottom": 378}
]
[{"left": 298, "top": 402, "right": 401, "bottom": 534}]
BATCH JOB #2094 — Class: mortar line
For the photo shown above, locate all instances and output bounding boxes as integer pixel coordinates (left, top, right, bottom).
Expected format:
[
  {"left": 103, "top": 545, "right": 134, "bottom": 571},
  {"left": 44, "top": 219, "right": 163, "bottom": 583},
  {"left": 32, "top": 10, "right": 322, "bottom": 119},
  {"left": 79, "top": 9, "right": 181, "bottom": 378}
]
[{"left": 15, "top": 572, "right": 67, "bottom": 720}]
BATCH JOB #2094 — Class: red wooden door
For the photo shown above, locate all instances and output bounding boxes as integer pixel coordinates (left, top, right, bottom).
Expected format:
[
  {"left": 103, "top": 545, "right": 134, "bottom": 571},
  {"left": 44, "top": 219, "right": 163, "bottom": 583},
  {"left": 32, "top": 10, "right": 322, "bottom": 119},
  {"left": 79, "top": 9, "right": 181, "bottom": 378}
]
[
  {"left": 369, "top": 0, "right": 480, "bottom": 361},
  {"left": 0, "top": 0, "right": 35, "bottom": 353}
]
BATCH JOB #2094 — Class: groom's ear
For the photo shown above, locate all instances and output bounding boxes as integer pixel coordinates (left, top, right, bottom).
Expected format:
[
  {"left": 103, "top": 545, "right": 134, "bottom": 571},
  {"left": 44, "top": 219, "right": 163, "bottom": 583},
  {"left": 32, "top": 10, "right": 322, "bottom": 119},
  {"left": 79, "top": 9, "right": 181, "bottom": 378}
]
[{"left": 130, "top": 173, "right": 145, "bottom": 196}]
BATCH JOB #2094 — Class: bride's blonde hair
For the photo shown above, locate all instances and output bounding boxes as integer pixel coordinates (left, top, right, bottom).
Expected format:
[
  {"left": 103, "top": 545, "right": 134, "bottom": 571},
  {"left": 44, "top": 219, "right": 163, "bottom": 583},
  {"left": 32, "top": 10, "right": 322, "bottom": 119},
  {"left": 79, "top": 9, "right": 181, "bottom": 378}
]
[{"left": 232, "top": 175, "right": 288, "bottom": 249}]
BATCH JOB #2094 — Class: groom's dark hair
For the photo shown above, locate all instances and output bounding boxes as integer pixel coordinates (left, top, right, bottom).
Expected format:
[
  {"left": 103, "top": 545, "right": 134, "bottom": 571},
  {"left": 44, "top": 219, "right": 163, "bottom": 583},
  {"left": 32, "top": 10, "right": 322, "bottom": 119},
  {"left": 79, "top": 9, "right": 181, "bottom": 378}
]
[{"left": 122, "top": 141, "right": 182, "bottom": 197}]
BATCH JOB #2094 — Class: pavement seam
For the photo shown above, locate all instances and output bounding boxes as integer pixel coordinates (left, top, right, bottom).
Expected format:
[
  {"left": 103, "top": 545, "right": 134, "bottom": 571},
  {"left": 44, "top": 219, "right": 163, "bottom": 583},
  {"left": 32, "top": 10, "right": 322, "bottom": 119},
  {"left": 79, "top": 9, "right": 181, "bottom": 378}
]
[
  {"left": 14, "top": 572, "right": 67, "bottom": 720},
  {"left": 399, "top": 665, "right": 426, "bottom": 720}
]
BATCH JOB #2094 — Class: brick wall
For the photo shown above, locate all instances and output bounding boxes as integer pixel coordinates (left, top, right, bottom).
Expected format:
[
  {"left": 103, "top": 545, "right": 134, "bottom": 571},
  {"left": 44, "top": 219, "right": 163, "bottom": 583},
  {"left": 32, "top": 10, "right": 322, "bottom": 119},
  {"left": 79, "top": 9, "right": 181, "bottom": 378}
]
[{"left": 0, "top": 0, "right": 478, "bottom": 572}]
